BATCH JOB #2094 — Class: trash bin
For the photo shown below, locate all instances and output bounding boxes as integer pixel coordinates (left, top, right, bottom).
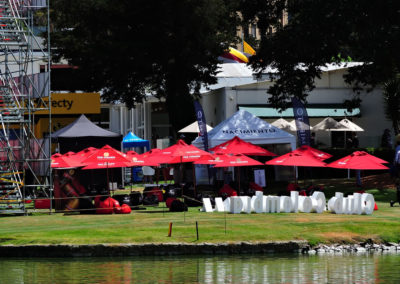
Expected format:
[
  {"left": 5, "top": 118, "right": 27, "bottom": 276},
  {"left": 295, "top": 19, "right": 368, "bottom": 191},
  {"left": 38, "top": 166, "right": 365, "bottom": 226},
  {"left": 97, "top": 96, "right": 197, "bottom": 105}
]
[{"left": 132, "top": 167, "right": 143, "bottom": 182}]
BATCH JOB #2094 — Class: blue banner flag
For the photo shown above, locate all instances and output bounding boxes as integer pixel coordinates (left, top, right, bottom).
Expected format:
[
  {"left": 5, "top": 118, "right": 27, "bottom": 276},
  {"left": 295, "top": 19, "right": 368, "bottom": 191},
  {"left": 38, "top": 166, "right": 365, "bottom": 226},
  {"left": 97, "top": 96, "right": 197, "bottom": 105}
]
[
  {"left": 291, "top": 98, "right": 311, "bottom": 146},
  {"left": 194, "top": 100, "right": 209, "bottom": 151}
]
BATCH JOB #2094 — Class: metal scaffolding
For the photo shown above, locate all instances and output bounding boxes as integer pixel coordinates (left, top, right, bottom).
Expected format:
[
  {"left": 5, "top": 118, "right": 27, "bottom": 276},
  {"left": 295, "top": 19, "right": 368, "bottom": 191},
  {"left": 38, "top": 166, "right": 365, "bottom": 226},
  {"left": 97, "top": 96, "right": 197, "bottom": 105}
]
[{"left": 0, "top": 0, "right": 50, "bottom": 214}]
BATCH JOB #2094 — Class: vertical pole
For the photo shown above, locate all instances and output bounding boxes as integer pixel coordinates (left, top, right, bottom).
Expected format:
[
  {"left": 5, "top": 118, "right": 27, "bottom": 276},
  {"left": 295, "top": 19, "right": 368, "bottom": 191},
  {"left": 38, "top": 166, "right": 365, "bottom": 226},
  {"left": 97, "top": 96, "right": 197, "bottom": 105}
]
[
  {"left": 224, "top": 211, "right": 227, "bottom": 234},
  {"left": 196, "top": 221, "right": 199, "bottom": 241},
  {"left": 168, "top": 222, "right": 173, "bottom": 237}
]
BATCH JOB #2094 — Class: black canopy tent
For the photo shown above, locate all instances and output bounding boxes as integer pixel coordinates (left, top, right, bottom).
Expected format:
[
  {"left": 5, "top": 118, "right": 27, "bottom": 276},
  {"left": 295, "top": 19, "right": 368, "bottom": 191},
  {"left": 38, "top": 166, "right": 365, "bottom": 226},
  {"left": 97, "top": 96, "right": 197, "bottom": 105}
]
[
  {"left": 51, "top": 114, "right": 122, "bottom": 153},
  {"left": 51, "top": 115, "right": 123, "bottom": 191}
]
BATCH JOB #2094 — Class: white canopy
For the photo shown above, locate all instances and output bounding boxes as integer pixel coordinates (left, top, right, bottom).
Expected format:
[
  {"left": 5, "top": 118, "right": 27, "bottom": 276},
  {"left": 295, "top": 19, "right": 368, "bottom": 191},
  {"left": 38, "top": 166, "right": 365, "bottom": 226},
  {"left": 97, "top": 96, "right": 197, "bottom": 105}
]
[
  {"left": 178, "top": 121, "right": 213, "bottom": 133},
  {"left": 312, "top": 117, "right": 350, "bottom": 131},
  {"left": 192, "top": 110, "right": 296, "bottom": 150},
  {"left": 271, "top": 118, "right": 295, "bottom": 132},
  {"left": 331, "top": 119, "right": 364, "bottom": 132},
  {"left": 289, "top": 120, "right": 313, "bottom": 131}
]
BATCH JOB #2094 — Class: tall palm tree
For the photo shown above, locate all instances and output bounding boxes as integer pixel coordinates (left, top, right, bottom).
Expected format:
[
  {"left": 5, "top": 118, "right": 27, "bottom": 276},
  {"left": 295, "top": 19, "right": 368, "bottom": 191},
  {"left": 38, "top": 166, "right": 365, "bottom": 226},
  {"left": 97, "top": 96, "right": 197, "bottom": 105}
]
[{"left": 383, "top": 78, "right": 400, "bottom": 135}]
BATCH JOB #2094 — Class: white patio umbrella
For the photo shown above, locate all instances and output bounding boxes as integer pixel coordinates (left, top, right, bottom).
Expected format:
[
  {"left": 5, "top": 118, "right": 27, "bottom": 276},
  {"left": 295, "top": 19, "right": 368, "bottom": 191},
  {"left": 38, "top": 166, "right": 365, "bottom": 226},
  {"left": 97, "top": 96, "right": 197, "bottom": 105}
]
[
  {"left": 178, "top": 121, "right": 213, "bottom": 133},
  {"left": 271, "top": 118, "right": 295, "bottom": 132}
]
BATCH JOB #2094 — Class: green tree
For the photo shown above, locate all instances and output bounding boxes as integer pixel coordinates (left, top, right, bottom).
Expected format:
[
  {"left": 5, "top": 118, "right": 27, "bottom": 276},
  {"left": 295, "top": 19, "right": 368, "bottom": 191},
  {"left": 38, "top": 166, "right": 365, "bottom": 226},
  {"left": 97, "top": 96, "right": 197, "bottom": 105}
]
[
  {"left": 383, "top": 78, "right": 400, "bottom": 135},
  {"left": 239, "top": 0, "right": 400, "bottom": 111},
  {"left": 50, "top": 0, "right": 239, "bottom": 134}
]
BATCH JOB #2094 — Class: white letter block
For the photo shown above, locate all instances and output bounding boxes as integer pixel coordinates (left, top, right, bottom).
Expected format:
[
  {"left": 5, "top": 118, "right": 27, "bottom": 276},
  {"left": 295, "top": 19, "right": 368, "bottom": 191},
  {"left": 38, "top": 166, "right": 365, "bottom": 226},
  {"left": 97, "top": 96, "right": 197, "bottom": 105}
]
[
  {"left": 290, "top": 191, "right": 299, "bottom": 213},
  {"left": 223, "top": 197, "right": 231, "bottom": 212},
  {"left": 280, "top": 196, "right": 292, "bottom": 213},
  {"left": 255, "top": 191, "right": 263, "bottom": 197},
  {"left": 230, "top": 196, "right": 243, "bottom": 214},
  {"left": 240, "top": 196, "right": 252, "bottom": 214},
  {"left": 202, "top": 198, "right": 214, "bottom": 212},
  {"left": 214, "top": 197, "right": 226, "bottom": 212},
  {"left": 251, "top": 195, "right": 264, "bottom": 213},
  {"left": 353, "top": 193, "right": 363, "bottom": 215},
  {"left": 311, "top": 191, "right": 326, "bottom": 213},
  {"left": 361, "top": 193, "right": 375, "bottom": 215},
  {"left": 334, "top": 192, "right": 343, "bottom": 214},
  {"left": 298, "top": 196, "right": 313, "bottom": 213},
  {"left": 265, "top": 196, "right": 280, "bottom": 213},
  {"left": 342, "top": 197, "right": 350, "bottom": 214},
  {"left": 346, "top": 196, "right": 355, "bottom": 214}
]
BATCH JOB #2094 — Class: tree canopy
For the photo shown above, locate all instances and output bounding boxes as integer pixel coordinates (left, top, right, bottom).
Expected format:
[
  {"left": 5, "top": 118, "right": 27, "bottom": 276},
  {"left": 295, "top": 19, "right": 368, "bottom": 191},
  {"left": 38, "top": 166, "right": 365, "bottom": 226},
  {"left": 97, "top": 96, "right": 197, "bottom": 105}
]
[
  {"left": 50, "top": 0, "right": 239, "bottom": 133},
  {"left": 241, "top": 0, "right": 400, "bottom": 111}
]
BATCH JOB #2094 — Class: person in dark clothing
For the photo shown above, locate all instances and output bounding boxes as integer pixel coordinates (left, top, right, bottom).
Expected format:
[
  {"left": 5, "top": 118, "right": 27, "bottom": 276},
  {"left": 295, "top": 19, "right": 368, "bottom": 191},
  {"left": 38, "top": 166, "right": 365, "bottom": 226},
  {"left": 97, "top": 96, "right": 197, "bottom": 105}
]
[
  {"left": 310, "top": 132, "right": 316, "bottom": 147},
  {"left": 352, "top": 133, "right": 359, "bottom": 148},
  {"left": 390, "top": 137, "right": 400, "bottom": 207},
  {"left": 381, "top": 129, "right": 393, "bottom": 148}
]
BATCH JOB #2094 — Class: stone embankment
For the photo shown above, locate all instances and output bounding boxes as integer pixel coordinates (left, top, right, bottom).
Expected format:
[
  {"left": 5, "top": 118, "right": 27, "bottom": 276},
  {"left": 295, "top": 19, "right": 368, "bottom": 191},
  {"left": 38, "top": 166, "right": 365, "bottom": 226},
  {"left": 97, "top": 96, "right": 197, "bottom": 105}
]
[
  {"left": 305, "top": 242, "right": 400, "bottom": 254},
  {"left": 1, "top": 241, "right": 399, "bottom": 257}
]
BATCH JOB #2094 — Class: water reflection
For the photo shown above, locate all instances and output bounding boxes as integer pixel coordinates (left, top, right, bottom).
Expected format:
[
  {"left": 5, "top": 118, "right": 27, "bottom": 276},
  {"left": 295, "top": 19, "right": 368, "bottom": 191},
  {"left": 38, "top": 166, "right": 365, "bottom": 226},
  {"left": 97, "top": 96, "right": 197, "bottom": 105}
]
[{"left": 0, "top": 253, "right": 400, "bottom": 283}]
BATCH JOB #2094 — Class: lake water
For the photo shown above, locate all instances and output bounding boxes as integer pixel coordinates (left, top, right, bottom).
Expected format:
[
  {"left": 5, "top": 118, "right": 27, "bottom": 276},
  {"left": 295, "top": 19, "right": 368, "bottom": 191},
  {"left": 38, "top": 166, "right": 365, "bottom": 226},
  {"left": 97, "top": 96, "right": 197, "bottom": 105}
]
[{"left": 1, "top": 253, "right": 400, "bottom": 283}]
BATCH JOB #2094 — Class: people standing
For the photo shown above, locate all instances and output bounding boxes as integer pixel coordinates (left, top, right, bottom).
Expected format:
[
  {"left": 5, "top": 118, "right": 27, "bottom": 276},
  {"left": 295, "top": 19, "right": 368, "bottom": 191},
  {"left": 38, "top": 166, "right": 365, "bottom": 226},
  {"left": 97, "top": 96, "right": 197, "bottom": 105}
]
[
  {"left": 381, "top": 129, "right": 393, "bottom": 148},
  {"left": 390, "top": 134, "right": 400, "bottom": 207}
]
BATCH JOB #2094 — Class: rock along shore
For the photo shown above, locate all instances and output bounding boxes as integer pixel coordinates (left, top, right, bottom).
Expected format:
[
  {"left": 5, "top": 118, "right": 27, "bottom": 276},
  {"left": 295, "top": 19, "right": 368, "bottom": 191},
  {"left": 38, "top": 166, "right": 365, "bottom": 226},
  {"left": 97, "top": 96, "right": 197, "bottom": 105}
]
[{"left": 1, "top": 241, "right": 400, "bottom": 257}]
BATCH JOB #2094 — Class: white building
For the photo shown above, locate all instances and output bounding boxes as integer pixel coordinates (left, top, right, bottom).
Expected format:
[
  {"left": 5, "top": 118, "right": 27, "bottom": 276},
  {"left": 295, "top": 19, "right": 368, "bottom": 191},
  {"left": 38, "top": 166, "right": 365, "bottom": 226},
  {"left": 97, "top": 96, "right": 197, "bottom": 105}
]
[{"left": 110, "top": 62, "right": 392, "bottom": 149}]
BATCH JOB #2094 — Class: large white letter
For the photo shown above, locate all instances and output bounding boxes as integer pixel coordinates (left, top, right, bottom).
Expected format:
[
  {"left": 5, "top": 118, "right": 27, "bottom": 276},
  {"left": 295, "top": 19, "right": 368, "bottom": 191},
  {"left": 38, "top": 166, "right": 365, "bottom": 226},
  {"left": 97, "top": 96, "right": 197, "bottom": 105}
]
[
  {"left": 290, "top": 191, "right": 299, "bottom": 213},
  {"left": 298, "top": 196, "right": 313, "bottom": 213},
  {"left": 214, "top": 197, "right": 225, "bottom": 212},
  {"left": 361, "top": 193, "right": 375, "bottom": 215},
  {"left": 280, "top": 196, "right": 293, "bottom": 213},
  {"left": 251, "top": 195, "right": 264, "bottom": 213},
  {"left": 265, "top": 196, "right": 280, "bottom": 213},
  {"left": 311, "top": 191, "right": 326, "bottom": 213},
  {"left": 202, "top": 198, "right": 214, "bottom": 212},
  {"left": 240, "top": 196, "right": 252, "bottom": 214},
  {"left": 230, "top": 196, "right": 243, "bottom": 214}
]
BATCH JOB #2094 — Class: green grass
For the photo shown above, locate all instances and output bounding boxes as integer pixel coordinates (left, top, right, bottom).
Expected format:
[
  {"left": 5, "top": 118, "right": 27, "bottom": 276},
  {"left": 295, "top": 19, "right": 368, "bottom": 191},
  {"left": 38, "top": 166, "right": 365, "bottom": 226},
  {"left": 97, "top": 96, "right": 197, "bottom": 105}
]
[
  {"left": 1, "top": 201, "right": 400, "bottom": 246},
  {"left": 1, "top": 176, "right": 399, "bottom": 246}
]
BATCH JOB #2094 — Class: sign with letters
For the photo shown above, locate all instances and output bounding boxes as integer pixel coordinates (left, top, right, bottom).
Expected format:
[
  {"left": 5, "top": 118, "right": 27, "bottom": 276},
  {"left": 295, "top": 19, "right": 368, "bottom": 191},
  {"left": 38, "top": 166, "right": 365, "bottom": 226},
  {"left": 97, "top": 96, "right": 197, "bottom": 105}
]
[
  {"left": 34, "top": 93, "right": 100, "bottom": 115},
  {"left": 202, "top": 192, "right": 375, "bottom": 215}
]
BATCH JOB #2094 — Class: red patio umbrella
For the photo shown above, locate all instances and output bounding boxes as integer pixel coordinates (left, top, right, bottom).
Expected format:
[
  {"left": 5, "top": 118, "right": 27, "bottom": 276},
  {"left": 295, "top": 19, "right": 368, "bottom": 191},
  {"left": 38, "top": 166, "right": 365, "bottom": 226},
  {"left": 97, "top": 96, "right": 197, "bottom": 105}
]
[
  {"left": 161, "top": 140, "right": 212, "bottom": 164},
  {"left": 210, "top": 136, "right": 277, "bottom": 156},
  {"left": 197, "top": 153, "right": 263, "bottom": 192},
  {"left": 127, "top": 151, "right": 159, "bottom": 167},
  {"left": 266, "top": 152, "right": 327, "bottom": 167},
  {"left": 81, "top": 145, "right": 132, "bottom": 191},
  {"left": 326, "top": 151, "right": 389, "bottom": 170},
  {"left": 51, "top": 154, "right": 78, "bottom": 169},
  {"left": 212, "top": 154, "right": 264, "bottom": 168},
  {"left": 291, "top": 145, "right": 332, "bottom": 160}
]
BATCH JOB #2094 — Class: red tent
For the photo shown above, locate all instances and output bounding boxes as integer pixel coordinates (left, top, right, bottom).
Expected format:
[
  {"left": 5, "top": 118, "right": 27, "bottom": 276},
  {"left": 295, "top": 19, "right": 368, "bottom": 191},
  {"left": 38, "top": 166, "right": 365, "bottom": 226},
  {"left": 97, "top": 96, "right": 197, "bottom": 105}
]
[
  {"left": 326, "top": 151, "right": 389, "bottom": 170},
  {"left": 210, "top": 136, "right": 276, "bottom": 156}
]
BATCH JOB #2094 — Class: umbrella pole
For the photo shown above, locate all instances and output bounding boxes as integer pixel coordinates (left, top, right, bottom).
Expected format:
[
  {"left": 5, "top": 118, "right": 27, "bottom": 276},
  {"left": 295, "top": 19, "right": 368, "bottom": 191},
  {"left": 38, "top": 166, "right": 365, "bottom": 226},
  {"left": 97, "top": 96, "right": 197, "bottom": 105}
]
[
  {"left": 106, "top": 163, "right": 110, "bottom": 194},
  {"left": 192, "top": 166, "right": 196, "bottom": 197}
]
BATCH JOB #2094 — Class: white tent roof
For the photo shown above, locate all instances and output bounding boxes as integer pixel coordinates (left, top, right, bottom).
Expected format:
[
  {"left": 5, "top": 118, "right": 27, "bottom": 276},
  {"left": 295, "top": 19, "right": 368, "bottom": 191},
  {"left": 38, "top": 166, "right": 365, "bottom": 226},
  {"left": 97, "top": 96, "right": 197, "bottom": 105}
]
[
  {"left": 178, "top": 121, "right": 213, "bottom": 133},
  {"left": 192, "top": 110, "right": 296, "bottom": 150},
  {"left": 271, "top": 118, "right": 295, "bottom": 132},
  {"left": 332, "top": 119, "right": 364, "bottom": 132},
  {"left": 312, "top": 117, "right": 350, "bottom": 131}
]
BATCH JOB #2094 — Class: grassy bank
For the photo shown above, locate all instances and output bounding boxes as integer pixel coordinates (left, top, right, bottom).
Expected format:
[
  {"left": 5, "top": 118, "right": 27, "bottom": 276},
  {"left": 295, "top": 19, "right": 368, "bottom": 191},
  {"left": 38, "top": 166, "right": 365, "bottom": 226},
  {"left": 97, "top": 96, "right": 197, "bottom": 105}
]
[{"left": 1, "top": 175, "right": 399, "bottom": 247}]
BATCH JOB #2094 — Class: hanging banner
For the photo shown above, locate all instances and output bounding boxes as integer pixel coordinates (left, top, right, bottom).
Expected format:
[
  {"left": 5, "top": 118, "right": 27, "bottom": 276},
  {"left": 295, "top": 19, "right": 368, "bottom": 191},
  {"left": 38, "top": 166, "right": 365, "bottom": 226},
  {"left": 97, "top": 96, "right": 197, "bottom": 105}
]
[
  {"left": 194, "top": 100, "right": 209, "bottom": 151},
  {"left": 292, "top": 97, "right": 311, "bottom": 146}
]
